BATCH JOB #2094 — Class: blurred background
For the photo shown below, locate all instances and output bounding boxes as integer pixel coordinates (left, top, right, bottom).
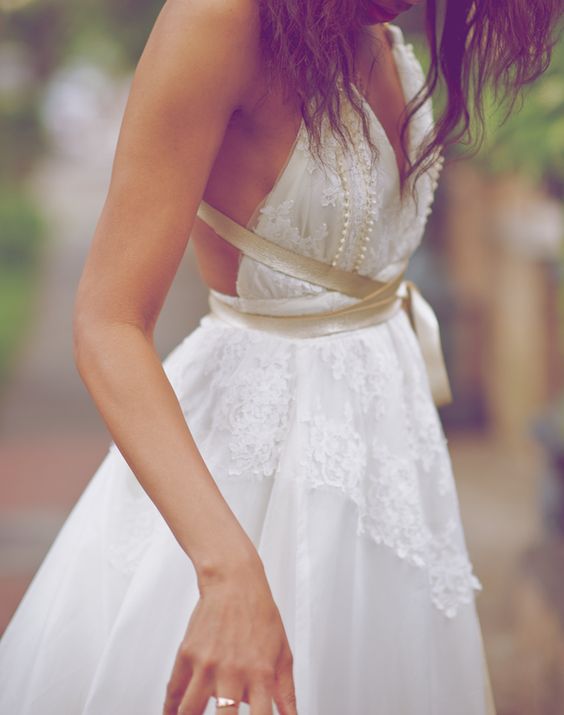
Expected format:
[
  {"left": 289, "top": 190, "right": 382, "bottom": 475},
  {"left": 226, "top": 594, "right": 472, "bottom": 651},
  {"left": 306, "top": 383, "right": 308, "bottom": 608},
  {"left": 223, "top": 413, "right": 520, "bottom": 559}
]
[{"left": 0, "top": 2, "right": 563, "bottom": 712}]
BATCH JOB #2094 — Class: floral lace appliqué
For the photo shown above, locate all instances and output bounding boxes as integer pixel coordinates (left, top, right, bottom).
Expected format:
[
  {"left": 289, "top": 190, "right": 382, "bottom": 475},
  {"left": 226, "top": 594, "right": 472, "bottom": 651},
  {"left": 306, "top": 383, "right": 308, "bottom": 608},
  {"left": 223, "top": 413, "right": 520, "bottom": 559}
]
[
  {"left": 363, "top": 443, "right": 428, "bottom": 567},
  {"left": 247, "top": 199, "right": 327, "bottom": 297},
  {"left": 258, "top": 199, "right": 329, "bottom": 263},
  {"left": 317, "top": 335, "right": 399, "bottom": 417},
  {"left": 400, "top": 358, "right": 454, "bottom": 497},
  {"left": 366, "top": 444, "right": 481, "bottom": 618},
  {"left": 320, "top": 185, "right": 339, "bottom": 208},
  {"left": 294, "top": 392, "right": 480, "bottom": 619},
  {"left": 298, "top": 399, "right": 367, "bottom": 501},
  {"left": 208, "top": 333, "right": 295, "bottom": 480},
  {"left": 427, "top": 518, "right": 483, "bottom": 617}
]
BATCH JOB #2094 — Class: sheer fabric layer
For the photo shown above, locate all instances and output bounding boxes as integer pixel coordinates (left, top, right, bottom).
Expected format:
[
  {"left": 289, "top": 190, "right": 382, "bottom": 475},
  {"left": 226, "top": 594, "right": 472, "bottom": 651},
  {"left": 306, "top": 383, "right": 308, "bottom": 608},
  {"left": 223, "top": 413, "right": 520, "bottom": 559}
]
[{"left": 0, "top": 312, "right": 489, "bottom": 714}]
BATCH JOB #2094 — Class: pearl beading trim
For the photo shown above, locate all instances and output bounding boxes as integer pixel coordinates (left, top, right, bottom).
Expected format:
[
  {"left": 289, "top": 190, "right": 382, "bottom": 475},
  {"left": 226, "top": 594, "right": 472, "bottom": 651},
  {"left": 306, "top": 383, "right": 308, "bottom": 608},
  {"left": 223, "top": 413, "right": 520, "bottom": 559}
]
[
  {"left": 331, "top": 149, "right": 350, "bottom": 267},
  {"left": 330, "top": 26, "right": 446, "bottom": 270},
  {"left": 351, "top": 145, "right": 378, "bottom": 273},
  {"left": 331, "top": 93, "right": 380, "bottom": 273}
]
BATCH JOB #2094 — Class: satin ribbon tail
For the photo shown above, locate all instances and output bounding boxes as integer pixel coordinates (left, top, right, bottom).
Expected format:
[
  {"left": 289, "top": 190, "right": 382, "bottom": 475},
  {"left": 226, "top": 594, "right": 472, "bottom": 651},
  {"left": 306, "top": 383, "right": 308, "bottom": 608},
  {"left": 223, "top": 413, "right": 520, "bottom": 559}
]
[{"left": 401, "top": 280, "right": 453, "bottom": 407}]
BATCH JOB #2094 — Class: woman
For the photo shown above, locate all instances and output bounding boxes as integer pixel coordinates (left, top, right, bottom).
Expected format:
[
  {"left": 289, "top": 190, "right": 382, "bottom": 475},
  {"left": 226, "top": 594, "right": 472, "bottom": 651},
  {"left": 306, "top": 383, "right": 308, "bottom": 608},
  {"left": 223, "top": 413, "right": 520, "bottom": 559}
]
[{"left": 0, "top": 0, "right": 560, "bottom": 713}]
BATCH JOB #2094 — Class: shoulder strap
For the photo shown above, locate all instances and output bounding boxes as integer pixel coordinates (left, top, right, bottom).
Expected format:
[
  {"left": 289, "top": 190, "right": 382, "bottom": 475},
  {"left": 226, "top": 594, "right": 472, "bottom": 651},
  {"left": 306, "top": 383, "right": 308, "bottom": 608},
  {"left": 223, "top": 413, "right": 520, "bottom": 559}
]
[{"left": 196, "top": 200, "right": 404, "bottom": 300}]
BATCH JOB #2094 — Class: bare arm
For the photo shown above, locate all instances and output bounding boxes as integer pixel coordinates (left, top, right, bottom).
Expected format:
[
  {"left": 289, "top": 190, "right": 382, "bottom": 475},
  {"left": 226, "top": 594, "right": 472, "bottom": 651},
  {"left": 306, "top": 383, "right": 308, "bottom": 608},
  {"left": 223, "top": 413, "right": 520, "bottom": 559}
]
[
  {"left": 73, "top": 1, "right": 297, "bottom": 713},
  {"left": 74, "top": 0, "right": 256, "bottom": 587}
]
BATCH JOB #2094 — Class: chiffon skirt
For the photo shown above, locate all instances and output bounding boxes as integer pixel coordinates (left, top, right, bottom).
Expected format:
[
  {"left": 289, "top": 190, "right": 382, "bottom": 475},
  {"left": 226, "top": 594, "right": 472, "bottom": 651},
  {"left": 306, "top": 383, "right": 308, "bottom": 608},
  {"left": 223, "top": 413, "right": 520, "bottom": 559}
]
[{"left": 0, "top": 290, "right": 495, "bottom": 714}]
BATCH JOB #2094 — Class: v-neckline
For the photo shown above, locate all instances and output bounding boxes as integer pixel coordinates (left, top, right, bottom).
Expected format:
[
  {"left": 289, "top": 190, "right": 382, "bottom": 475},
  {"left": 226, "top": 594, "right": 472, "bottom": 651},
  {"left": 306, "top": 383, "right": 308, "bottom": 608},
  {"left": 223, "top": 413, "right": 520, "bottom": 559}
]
[
  {"left": 351, "top": 22, "right": 413, "bottom": 189},
  {"left": 242, "top": 22, "right": 413, "bottom": 230},
  {"left": 244, "top": 118, "right": 305, "bottom": 230}
]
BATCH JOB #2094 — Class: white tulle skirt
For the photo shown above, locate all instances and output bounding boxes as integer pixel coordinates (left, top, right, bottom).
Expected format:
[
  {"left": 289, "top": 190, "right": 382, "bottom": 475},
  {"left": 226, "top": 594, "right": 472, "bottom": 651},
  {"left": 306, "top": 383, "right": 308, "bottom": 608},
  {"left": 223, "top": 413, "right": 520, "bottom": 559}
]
[{"left": 0, "top": 290, "right": 496, "bottom": 714}]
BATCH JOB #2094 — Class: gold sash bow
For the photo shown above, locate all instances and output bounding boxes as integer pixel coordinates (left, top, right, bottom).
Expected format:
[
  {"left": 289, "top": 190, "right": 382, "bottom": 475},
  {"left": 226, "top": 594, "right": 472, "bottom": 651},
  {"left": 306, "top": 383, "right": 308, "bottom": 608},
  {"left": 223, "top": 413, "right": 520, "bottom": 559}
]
[
  {"left": 397, "top": 280, "right": 453, "bottom": 407},
  {"left": 197, "top": 200, "right": 453, "bottom": 407}
]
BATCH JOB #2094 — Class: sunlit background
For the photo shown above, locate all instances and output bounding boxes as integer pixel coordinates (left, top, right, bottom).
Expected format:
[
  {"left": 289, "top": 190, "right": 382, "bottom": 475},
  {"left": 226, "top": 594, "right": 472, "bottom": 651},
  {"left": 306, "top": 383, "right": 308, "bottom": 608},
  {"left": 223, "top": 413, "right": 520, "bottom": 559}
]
[{"left": 1, "top": 2, "right": 563, "bottom": 712}]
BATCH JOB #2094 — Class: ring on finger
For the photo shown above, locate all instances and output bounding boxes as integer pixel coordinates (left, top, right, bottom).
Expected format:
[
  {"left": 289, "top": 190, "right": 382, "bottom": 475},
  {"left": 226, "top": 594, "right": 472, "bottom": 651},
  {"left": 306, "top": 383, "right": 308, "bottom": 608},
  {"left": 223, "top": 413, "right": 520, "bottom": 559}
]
[{"left": 215, "top": 696, "right": 239, "bottom": 708}]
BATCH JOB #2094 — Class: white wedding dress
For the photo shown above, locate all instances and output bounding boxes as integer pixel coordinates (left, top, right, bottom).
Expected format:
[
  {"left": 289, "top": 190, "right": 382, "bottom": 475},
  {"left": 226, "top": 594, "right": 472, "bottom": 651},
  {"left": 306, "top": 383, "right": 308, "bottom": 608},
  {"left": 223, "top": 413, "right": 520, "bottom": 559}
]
[{"left": 0, "top": 23, "right": 496, "bottom": 715}]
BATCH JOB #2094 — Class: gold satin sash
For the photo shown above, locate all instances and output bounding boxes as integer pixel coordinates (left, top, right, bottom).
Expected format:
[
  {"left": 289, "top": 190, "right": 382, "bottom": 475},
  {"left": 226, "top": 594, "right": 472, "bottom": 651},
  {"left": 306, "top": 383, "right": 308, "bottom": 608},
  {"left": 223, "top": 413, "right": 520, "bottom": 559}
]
[{"left": 197, "top": 200, "right": 453, "bottom": 407}]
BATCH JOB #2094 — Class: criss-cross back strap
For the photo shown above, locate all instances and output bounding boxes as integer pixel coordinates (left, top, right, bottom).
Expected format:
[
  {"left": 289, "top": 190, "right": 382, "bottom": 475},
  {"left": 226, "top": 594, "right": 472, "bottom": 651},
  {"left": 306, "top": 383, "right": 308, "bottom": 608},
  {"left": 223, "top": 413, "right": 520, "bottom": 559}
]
[
  {"left": 196, "top": 200, "right": 404, "bottom": 300},
  {"left": 196, "top": 199, "right": 453, "bottom": 407}
]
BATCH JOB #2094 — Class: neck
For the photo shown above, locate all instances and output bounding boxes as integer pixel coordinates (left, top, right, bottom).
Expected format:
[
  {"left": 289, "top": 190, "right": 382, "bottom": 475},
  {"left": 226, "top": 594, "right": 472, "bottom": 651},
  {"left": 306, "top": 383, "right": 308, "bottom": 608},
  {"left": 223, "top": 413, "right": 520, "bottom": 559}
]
[{"left": 353, "top": 23, "right": 389, "bottom": 84}]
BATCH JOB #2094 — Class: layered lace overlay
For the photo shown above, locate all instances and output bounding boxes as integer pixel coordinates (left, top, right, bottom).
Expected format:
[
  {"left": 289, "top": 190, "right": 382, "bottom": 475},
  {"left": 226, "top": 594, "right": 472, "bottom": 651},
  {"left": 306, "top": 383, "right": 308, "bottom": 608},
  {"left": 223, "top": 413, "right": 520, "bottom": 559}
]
[{"left": 188, "top": 317, "right": 483, "bottom": 620}]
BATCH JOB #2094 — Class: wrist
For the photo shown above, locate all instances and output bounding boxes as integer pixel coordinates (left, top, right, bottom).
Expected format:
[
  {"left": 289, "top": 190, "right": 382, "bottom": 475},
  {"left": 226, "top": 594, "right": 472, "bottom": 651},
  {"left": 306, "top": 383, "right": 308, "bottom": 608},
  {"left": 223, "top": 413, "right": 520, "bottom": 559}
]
[{"left": 194, "top": 540, "right": 265, "bottom": 593}]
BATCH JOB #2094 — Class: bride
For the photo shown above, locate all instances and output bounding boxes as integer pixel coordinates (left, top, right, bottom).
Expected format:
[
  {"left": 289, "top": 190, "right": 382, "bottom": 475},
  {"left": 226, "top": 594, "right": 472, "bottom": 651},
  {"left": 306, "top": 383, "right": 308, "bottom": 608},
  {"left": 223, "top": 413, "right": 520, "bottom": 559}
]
[{"left": 0, "top": 0, "right": 560, "bottom": 713}]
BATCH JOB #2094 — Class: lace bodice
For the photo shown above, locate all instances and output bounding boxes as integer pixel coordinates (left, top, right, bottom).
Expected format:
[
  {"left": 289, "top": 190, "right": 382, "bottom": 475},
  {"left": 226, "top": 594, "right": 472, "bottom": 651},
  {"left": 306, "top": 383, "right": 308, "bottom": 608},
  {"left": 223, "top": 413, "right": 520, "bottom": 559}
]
[
  {"left": 225, "top": 22, "right": 444, "bottom": 306},
  {"left": 191, "top": 28, "right": 483, "bottom": 623}
]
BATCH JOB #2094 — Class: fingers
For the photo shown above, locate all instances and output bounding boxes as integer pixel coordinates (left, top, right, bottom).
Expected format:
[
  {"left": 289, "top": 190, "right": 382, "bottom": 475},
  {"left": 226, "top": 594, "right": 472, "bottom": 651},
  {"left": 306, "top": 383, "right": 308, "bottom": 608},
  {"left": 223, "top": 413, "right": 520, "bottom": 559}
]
[
  {"left": 172, "top": 661, "right": 285, "bottom": 715},
  {"left": 273, "top": 644, "right": 298, "bottom": 715},
  {"left": 213, "top": 671, "right": 245, "bottom": 715},
  {"left": 176, "top": 668, "right": 214, "bottom": 715},
  {"left": 247, "top": 648, "right": 298, "bottom": 715},
  {"left": 163, "top": 606, "right": 297, "bottom": 715},
  {"left": 163, "top": 642, "right": 194, "bottom": 715},
  {"left": 175, "top": 661, "right": 249, "bottom": 715},
  {"left": 248, "top": 681, "right": 274, "bottom": 715}
]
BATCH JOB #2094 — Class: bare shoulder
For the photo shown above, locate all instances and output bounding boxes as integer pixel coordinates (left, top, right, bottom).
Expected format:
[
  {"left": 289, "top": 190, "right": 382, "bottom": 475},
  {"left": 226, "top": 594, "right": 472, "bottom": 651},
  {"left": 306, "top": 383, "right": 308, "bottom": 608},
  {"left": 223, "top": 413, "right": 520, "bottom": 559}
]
[
  {"left": 148, "top": 0, "right": 261, "bottom": 62},
  {"left": 74, "top": 0, "right": 265, "bottom": 333},
  {"left": 136, "top": 0, "right": 262, "bottom": 112}
]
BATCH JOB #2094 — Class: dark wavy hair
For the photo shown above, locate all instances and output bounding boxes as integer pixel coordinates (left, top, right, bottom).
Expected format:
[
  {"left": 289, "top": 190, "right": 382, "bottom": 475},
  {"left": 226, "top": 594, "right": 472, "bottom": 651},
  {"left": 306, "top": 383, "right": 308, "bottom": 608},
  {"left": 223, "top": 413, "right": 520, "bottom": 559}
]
[{"left": 257, "top": 0, "right": 563, "bottom": 201}]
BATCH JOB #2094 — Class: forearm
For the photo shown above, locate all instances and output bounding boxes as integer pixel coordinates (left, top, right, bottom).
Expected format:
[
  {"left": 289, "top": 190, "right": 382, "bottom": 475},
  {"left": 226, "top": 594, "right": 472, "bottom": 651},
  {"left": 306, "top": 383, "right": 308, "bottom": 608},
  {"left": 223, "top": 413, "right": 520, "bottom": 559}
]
[{"left": 73, "top": 321, "right": 261, "bottom": 587}]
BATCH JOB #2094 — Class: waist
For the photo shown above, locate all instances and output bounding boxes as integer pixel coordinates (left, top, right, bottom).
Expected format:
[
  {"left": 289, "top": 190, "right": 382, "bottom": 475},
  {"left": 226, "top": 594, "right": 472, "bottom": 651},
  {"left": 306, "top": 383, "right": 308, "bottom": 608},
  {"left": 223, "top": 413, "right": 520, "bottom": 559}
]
[
  {"left": 207, "top": 285, "right": 407, "bottom": 339},
  {"left": 207, "top": 281, "right": 453, "bottom": 408}
]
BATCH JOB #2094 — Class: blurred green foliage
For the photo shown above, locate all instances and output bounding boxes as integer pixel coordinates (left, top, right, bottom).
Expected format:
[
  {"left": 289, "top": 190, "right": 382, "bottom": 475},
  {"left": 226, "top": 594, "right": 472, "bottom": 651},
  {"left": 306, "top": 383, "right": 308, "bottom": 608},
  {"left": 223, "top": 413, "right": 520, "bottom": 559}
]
[
  {"left": 5, "top": 0, "right": 162, "bottom": 72},
  {"left": 411, "top": 29, "right": 564, "bottom": 355},
  {"left": 410, "top": 31, "right": 564, "bottom": 193},
  {"left": 472, "top": 39, "right": 564, "bottom": 192},
  {"left": 0, "top": 185, "right": 44, "bottom": 265},
  {"left": 1, "top": 0, "right": 162, "bottom": 387},
  {"left": 0, "top": 264, "right": 42, "bottom": 391},
  {"left": 0, "top": 184, "right": 45, "bottom": 389}
]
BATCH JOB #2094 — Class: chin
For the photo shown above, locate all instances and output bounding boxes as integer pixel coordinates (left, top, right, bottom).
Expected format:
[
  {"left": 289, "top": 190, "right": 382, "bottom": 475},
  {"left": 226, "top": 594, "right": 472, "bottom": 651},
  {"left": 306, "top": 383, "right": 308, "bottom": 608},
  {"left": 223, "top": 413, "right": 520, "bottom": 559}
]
[{"left": 359, "top": 2, "right": 399, "bottom": 25}]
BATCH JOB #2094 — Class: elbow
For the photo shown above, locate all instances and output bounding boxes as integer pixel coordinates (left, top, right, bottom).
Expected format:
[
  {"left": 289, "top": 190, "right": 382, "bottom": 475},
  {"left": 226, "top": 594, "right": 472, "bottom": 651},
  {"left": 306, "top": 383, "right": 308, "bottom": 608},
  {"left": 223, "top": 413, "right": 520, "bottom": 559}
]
[
  {"left": 72, "top": 307, "right": 101, "bottom": 376},
  {"left": 72, "top": 305, "right": 150, "bottom": 377},
  {"left": 72, "top": 289, "right": 112, "bottom": 374}
]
